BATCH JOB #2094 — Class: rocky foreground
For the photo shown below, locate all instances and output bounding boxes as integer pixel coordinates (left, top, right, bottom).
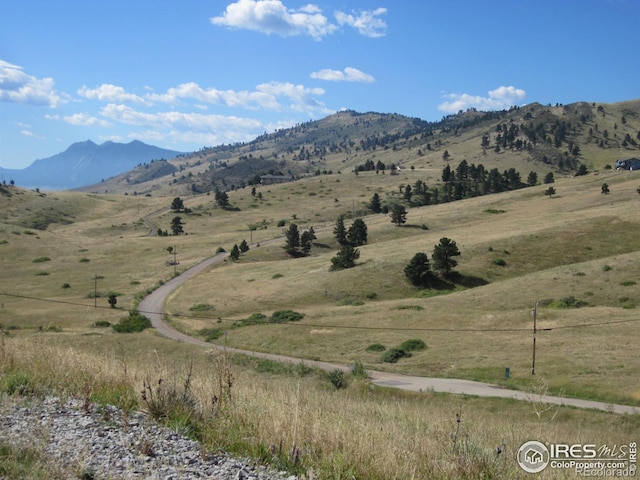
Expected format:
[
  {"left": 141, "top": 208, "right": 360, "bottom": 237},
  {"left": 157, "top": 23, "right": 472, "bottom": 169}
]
[{"left": 0, "top": 396, "right": 297, "bottom": 480}]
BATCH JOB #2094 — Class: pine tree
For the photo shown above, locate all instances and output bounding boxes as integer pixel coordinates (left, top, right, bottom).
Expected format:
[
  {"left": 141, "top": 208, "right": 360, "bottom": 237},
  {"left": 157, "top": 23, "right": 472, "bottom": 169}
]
[
  {"left": 285, "top": 224, "right": 301, "bottom": 256},
  {"left": 347, "top": 218, "right": 368, "bottom": 246},
  {"left": 432, "top": 237, "right": 460, "bottom": 277},
  {"left": 404, "top": 253, "right": 434, "bottom": 287},
  {"left": 334, "top": 216, "right": 348, "bottom": 245},
  {"left": 389, "top": 204, "right": 407, "bottom": 227},
  {"left": 369, "top": 193, "right": 382, "bottom": 213}
]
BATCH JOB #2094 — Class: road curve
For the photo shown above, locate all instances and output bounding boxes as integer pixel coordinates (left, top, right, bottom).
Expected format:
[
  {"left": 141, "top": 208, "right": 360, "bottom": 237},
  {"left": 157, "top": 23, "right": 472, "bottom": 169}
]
[{"left": 138, "top": 240, "right": 639, "bottom": 416}]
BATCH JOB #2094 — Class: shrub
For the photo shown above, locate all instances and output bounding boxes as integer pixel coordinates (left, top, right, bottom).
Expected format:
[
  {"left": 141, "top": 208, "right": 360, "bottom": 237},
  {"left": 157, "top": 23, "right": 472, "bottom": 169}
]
[
  {"left": 270, "top": 310, "right": 304, "bottom": 323},
  {"left": 399, "top": 339, "right": 427, "bottom": 352},
  {"left": 0, "top": 372, "right": 33, "bottom": 395},
  {"left": 79, "top": 257, "right": 90, "bottom": 263},
  {"left": 620, "top": 281, "right": 637, "bottom": 287},
  {"left": 351, "top": 360, "right": 368, "bottom": 379},
  {"left": 92, "top": 320, "right": 111, "bottom": 328},
  {"left": 61, "top": 283, "right": 71, "bottom": 289},
  {"left": 549, "top": 296, "right": 588, "bottom": 309},
  {"left": 112, "top": 310, "right": 152, "bottom": 333},
  {"left": 381, "top": 348, "right": 411, "bottom": 363},
  {"left": 272, "top": 273, "right": 284, "bottom": 279},
  {"left": 327, "top": 370, "right": 347, "bottom": 390},
  {"left": 189, "top": 303, "right": 215, "bottom": 312},
  {"left": 32, "top": 257, "right": 50, "bottom": 263},
  {"left": 365, "top": 343, "right": 386, "bottom": 352},
  {"left": 198, "top": 328, "right": 224, "bottom": 342},
  {"left": 492, "top": 258, "right": 507, "bottom": 266}
]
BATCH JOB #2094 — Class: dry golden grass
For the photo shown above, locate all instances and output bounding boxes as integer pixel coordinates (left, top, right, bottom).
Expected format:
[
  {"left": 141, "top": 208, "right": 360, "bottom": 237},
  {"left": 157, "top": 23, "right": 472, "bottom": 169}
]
[
  {"left": 0, "top": 161, "right": 639, "bottom": 477},
  {"left": 2, "top": 333, "right": 638, "bottom": 479}
]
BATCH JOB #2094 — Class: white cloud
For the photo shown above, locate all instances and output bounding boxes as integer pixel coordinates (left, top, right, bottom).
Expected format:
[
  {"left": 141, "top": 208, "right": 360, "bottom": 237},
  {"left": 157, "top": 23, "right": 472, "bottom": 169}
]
[
  {"left": 63, "top": 113, "right": 111, "bottom": 127},
  {"left": 310, "top": 67, "right": 375, "bottom": 83},
  {"left": 147, "top": 82, "right": 279, "bottom": 110},
  {"left": 438, "top": 86, "right": 526, "bottom": 113},
  {"left": 210, "top": 0, "right": 337, "bottom": 41},
  {"left": 334, "top": 8, "right": 387, "bottom": 38},
  {"left": 78, "top": 84, "right": 148, "bottom": 104},
  {"left": 20, "top": 129, "right": 45, "bottom": 140},
  {"left": 0, "top": 59, "right": 67, "bottom": 107},
  {"left": 100, "top": 103, "right": 265, "bottom": 133}
]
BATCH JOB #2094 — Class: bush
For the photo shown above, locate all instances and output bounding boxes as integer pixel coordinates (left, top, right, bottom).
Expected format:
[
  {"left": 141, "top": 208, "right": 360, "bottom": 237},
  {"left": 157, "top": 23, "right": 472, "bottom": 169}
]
[
  {"left": 189, "top": 303, "right": 215, "bottom": 312},
  {"left": 112, "top": 310, "right": 152, "bottom": 333},
  {"left": 381, "top": 348, "right": 411, "bottom": 363},
  {"left": 351, "top": 360, "right": 368, "bottom": 379},
  {"left": 399, "top": 339, "right": 427, "bottom": 352},
  {"left": 492, "top": 258, "right": 507, "bottom": 266},
  {"left": 327, "top": 370, "right": 347, "bottom": 390},
  {"left": 32, "top": 256, "right": 50, "bottom": 263},
  {"left": 92, "top": 320, "right": 111, "bottom": 328},
  {"left": 198, "top": 328, "right": 224, "bottom": 342},
  {"left": 61, "top": 283, "right": 71, "bottom": 289},
  {"left": 270, "top": 310, "right": 304, "bottom": 323},
  {"left": 549, "top": 296, "right": 588, "bottom": 309},
  {"left": 365, "top": 343, "right": 386, "bottom": 352}
]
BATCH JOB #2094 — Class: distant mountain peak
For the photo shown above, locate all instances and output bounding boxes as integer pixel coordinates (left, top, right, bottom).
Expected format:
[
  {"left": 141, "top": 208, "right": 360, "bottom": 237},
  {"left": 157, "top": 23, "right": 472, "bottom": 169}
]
[{"left": 1, "top": 140, "right": 186, "bottom": 190}]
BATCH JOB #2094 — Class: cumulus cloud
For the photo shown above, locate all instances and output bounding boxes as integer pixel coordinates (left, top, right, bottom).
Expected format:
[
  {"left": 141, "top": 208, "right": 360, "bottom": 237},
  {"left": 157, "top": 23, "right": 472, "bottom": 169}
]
[
  {"left": 147, "top": 82, "right": 279, "bottom": 110},
  {"left": 438, "top": 86, "right": 526, "bottom": 113},
  {"left": 78, "top": 84, "right": 148, "bottom": 104},
  {"left": 334, "top": 8, "right": 387, "bottom": 38},
  {"left": 210, "top": 0, "right": 337, "bottom": 40},
  {"left": 63, "top": 113, "right": 111, "bottom": 127},
  {"left": 310, "top": 67, "right": 375, "bottom": 83},
  {"left": 211, "top": 1, "right": 387, "bottom": 39},
  {"left": 0, "top": 59, "right": 66, "bottom": 107}
]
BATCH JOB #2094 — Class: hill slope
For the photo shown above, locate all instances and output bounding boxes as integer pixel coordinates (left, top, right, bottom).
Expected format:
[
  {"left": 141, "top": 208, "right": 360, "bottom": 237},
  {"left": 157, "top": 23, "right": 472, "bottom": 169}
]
[{"left": 86, "top": 99, "right": 640, "bottom": 197}]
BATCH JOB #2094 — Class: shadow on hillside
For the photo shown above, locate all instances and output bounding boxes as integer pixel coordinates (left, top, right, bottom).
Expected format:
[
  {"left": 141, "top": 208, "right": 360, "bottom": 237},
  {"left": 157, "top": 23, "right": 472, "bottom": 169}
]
[{"left": 430, "top": 273, "right": 489, "bottom": 291}]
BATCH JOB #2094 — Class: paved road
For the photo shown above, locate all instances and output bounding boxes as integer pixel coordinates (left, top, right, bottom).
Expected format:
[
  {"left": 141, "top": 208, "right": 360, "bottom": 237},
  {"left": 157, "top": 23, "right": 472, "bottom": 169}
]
[{"left": 138, "top": 240, "right": 639, "bottom": 416}]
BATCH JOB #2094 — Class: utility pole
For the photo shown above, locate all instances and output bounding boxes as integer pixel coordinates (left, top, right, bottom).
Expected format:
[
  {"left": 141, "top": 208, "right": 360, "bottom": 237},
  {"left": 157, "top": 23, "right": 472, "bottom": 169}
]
[
  {"left": 531, "top": 300, "right": 538, "bottom": 375},
  {"left": 94, "top": 274, "right": 98, "bottom": 308},
  {"left": 173, "top": 246, "right": 177, "bottom": 275}
]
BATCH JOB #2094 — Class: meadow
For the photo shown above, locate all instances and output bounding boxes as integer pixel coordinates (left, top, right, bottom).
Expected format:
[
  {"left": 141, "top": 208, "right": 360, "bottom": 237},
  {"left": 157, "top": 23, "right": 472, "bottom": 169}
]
[{"left": 1, "top": 160, "right": 639, "bottom": 478}]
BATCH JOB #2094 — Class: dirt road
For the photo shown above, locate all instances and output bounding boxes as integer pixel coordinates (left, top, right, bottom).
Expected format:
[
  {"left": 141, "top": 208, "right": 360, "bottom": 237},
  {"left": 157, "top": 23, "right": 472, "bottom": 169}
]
[{"left": 138, "top": 240, "right": 639, "bottom": 416}]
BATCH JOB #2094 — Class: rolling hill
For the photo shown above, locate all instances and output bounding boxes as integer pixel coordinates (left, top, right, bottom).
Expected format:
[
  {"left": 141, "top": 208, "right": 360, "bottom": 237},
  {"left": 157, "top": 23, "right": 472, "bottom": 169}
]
[{"left": 80, "top": 99, "right": 640, "bottom": 197}]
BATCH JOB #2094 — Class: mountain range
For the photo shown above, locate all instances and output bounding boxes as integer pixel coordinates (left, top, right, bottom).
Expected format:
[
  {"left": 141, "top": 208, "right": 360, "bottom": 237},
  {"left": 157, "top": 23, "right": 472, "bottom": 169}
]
[{"left": 0, "top": 140, "right": 185, "bottom": 190}]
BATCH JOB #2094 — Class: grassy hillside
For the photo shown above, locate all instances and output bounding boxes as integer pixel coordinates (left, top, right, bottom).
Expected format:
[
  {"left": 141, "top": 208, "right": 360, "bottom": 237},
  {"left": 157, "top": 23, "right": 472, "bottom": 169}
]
[
  {"left": 1, "top": 99, "right": 640, "bottom": 479},
  {"left": 79, "top": 99, "right": 640, "bottom": 197}
]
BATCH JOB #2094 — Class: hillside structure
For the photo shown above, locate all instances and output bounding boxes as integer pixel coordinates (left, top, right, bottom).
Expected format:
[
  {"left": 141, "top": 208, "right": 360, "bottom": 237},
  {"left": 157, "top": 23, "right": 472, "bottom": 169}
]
[{"left": 615, "top": 158, "right": 640, "bottom": 170}]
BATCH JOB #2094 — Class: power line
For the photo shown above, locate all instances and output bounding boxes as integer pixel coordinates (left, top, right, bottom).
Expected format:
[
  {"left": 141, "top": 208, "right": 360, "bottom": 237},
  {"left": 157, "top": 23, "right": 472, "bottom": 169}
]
[{"left": 1, "top": 290, "right": 639, "bottom": 333}]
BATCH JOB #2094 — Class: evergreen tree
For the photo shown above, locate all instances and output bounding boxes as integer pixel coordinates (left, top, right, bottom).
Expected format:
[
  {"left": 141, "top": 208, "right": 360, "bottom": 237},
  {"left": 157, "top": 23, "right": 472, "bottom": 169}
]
[
  {"left": 239, "top": 239, "right": 250, "bottom": 252},
  {"left": 171, "top": 197, "right": 184, "bottom": 212},
  {"left": 170, "top": 216, "right": 184, "bottom": 235},
  {"left": 330, "top": 245, "right": 360, "bottom": 271},
  {"left": 389, "top": 204, "right": 407, "bottom": 227},
  {"left": 285, "top": 224, "right": 301, "bottom": 256},
  {"left": 369, "top": 193, "right": 382, "bottom": 213},
  {"left": 301, "top": 230, "right": 314, "bottom": 256},
  {"left": 545, "top": 186, "right": 556, "bottom": 198},
  {"left": 230, "top": 244, "right": 240, "bottom": 260},
  {"left": 544, "top": 172, "right": 555, "bottom": 184},
  {"left": 527, "top": 171, "right": 538, "bottom": 186},
  {"left": 347, "top": 218, "right": 368, "bottom": 246},
  {"left": 432, "top": 237, "right": 460, "bottom": 277},
  {"left": 404, "top": 253, "right": 434, "bottom": 287},
  {"left": 334, "top": 216, "right": 348, "bottom": 245},
  {"left": 215, "top": 189, "right": 230, "bottom": 208}
]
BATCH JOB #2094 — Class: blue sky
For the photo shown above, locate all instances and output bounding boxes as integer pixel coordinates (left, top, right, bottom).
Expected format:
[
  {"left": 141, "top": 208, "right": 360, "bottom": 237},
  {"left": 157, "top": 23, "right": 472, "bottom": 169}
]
[{"left": 1, "top": 0, "right": 639, "bottom": 169}]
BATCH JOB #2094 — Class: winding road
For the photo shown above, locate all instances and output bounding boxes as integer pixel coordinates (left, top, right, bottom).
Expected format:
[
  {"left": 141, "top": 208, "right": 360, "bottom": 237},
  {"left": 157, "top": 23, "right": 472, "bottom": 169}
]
[{"left": 138, "top": 238, "right": 639, "bottom": 416}]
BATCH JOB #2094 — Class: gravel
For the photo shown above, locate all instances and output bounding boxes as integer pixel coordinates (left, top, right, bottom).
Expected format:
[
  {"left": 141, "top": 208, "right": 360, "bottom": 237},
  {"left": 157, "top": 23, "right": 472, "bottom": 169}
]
[{"left": 0, "top": 396, "right": 297, "bottom": 480}]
